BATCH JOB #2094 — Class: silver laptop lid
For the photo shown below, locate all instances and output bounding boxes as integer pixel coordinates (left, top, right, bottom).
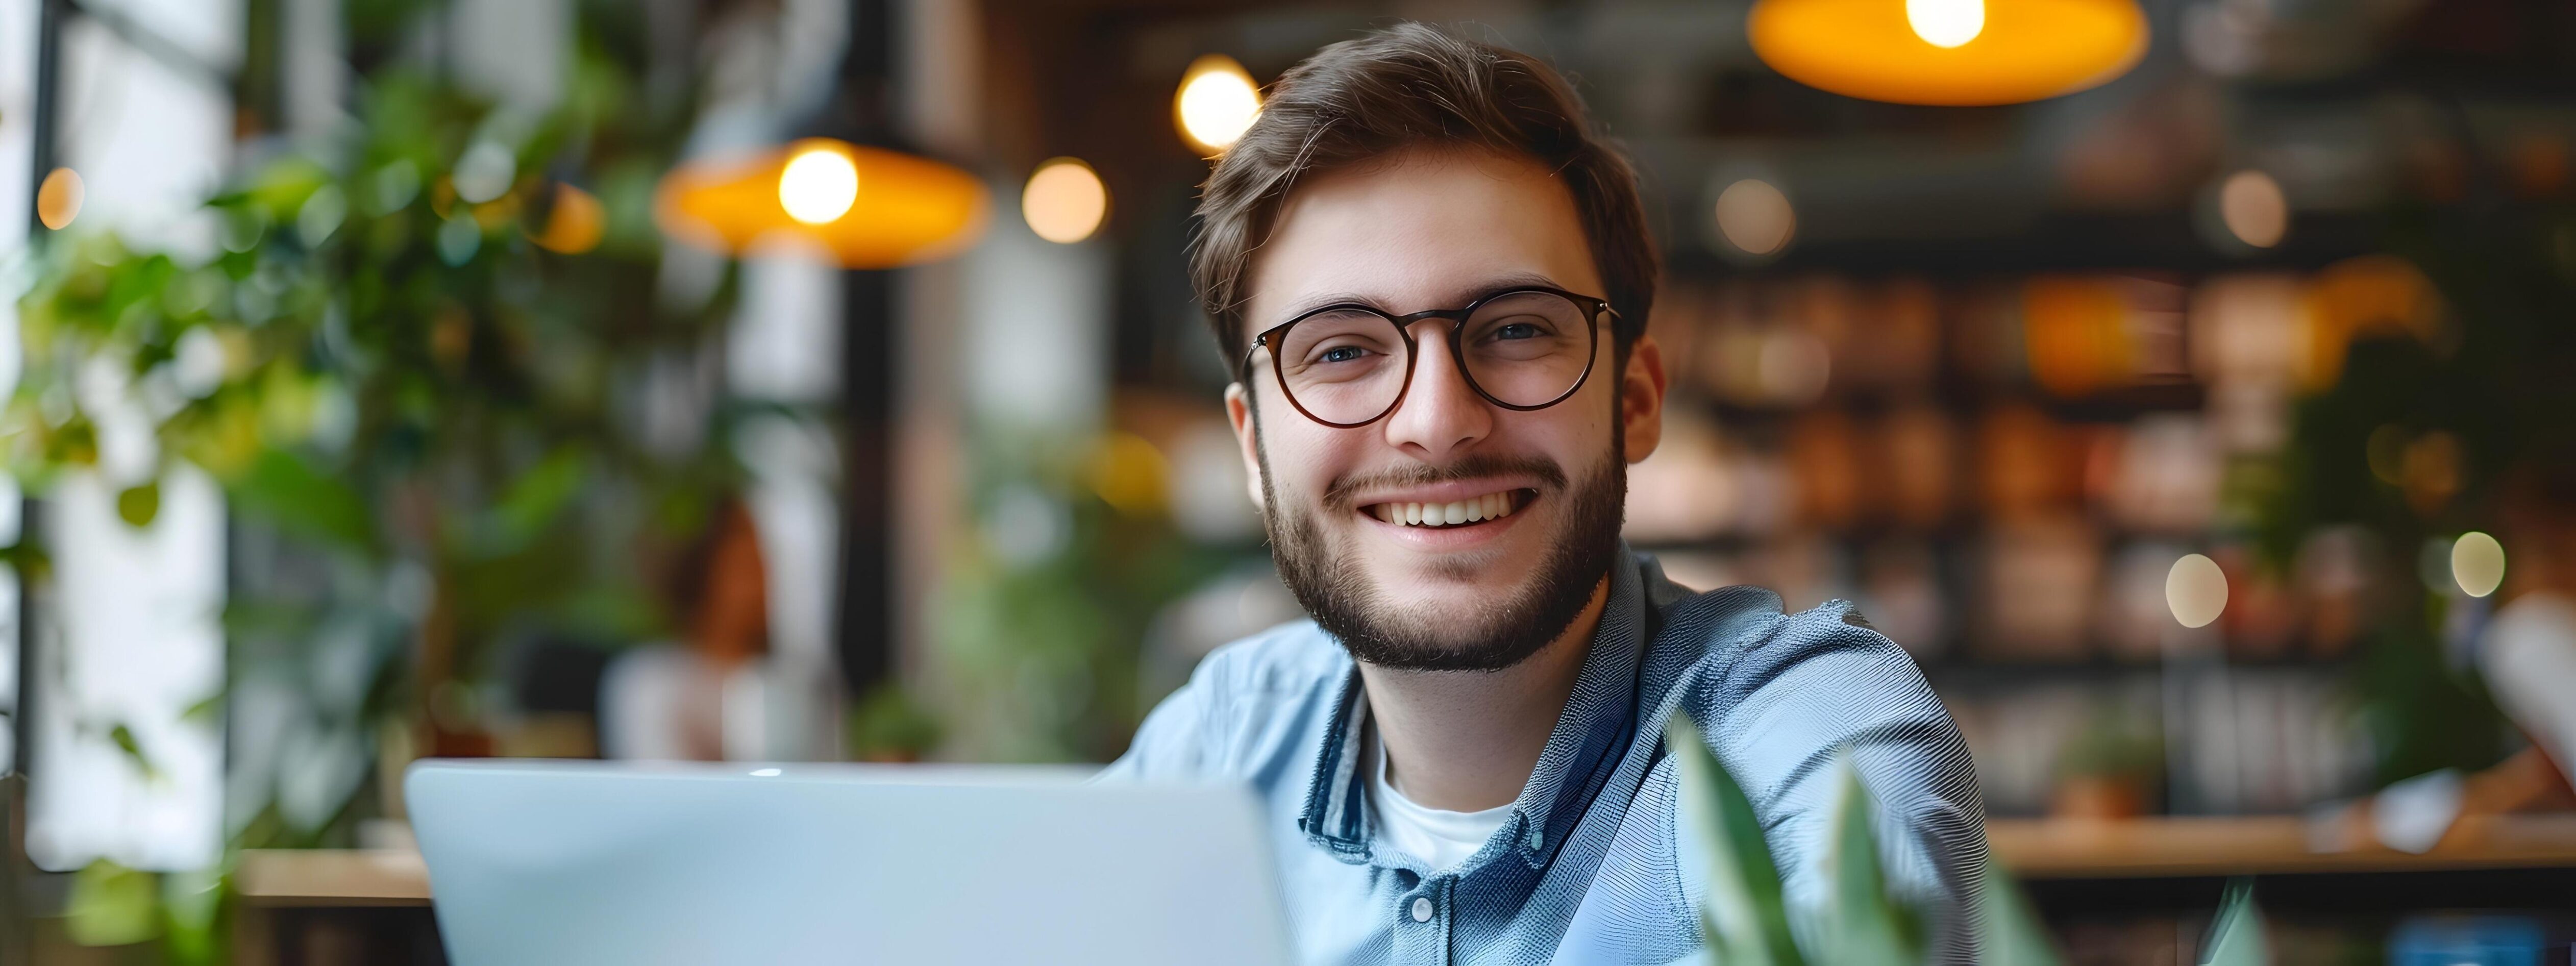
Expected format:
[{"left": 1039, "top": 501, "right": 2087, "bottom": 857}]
[{"left": 407, "top": 759, "right": 1293, "bottom": 965}]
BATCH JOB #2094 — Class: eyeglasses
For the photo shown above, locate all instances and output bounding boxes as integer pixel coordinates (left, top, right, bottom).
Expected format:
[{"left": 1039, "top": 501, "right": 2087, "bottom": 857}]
[{"left": 1240, "top": 286, "right": 1615, "bottom": 429}]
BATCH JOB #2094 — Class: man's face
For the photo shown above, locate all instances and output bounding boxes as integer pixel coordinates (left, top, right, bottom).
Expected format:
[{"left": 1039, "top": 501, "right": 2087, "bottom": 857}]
[{"left": 1225, "top": 147, "right": 1667, "bottom": 671}]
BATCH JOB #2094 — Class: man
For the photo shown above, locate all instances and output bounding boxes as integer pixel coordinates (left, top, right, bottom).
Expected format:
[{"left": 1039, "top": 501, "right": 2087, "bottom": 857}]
[{"left": 1104, "top": 23, "right": 1987, "bottom": 963}]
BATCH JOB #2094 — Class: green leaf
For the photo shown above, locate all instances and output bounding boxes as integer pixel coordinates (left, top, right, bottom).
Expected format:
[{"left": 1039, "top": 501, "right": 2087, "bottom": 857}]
[
  {"left": 1664, "top": 713, "right": 1804, "bottom": 965},
  {"left": 489, "top": 445, "right": 589, "bottom": 550},
  {"left": 65, "top": 860, "right": 160, "bottom": 947},
  {"left": 160, "top": 866, "right": 228, "bottom": 965},
  {"left": 2197, "top": 878, "right": 2267, "bottom": 966},
  {"left": 115, "top": 480, "right": 161, "bottom": 527},
  {"left": 180, "top": 690, "right": 226, "bottom": 728},
  {"left": 229, "top": 450, "right": 375, "bottom": 549},
  {"left": 1822, "top": 757, "right": 1921, "bottom": 964},
  {"left": 1978, "top": 862, "right": 2062, "bottom": 966},
  {"left": 106, "top": 723, "right": 165, "bottom": 784}
]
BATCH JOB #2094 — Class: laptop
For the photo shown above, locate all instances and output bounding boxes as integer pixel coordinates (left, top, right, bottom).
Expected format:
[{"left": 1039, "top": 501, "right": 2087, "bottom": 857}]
[{"left": 406, "top": 759, "right": 1295, "bottom": 965}]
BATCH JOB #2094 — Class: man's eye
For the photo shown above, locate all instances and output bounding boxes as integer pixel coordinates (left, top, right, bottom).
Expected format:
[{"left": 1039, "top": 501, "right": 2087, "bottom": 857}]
[
  {"left": 1319, "top": 345, "right": 1370, "bottom": 363},
  {"left": 1493, "top": 322, "right": 1542, "bottom": 341}
]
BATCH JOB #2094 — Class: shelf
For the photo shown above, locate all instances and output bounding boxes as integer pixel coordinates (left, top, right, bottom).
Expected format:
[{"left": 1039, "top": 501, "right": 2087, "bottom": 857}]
[
  {"left": 1989, "top": 813, "right": 2576, "bottom": 879},
  {"left": 236, "top": 849, "right": 431, "bottom": 906}
]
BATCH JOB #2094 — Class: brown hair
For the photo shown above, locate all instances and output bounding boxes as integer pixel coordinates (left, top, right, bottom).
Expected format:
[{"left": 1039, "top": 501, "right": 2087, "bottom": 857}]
[{"left": 1188, "top": 23, "right": 1659, "bottom": 373}]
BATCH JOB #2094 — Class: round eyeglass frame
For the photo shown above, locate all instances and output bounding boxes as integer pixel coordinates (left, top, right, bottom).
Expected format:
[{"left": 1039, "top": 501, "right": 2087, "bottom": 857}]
[{"left": 1239, "top": 285, "right": 1617, "bottom": 430}]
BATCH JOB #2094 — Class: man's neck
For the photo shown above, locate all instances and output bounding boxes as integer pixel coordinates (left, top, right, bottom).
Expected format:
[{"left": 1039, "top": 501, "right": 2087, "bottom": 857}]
[{"left": 1357, "top": 575, "right": 1611, "bottom": 813}]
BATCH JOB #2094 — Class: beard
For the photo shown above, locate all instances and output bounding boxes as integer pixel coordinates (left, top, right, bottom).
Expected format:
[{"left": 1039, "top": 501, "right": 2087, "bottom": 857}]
[{"left": 1255, "top": 424, "right": 1628, "bottom": 673}]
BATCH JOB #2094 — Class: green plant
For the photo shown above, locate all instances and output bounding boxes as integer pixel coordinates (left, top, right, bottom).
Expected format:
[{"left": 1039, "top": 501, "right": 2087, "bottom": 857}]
[
  {"left": 1664, "top": 713, "right": 2270, "bottom": 964},
  {"left": 11, "top": 5, "right": 769, "bottom": 960},
  {"left": 933, "top": 428, "right": 1228, "bottom": 761}
]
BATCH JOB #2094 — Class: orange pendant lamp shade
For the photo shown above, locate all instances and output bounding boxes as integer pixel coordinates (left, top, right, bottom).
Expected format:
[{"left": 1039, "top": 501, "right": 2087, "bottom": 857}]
[
  {"left": 655, "top": 138, "right": 988, "bottom": 268},
  {"left": 1749, "top": 0, "right": 2148, "bottom": 107}
]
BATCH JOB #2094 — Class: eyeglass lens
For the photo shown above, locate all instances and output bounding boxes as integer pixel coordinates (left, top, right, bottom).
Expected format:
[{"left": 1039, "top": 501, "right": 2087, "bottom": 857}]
[{"left": 1273, "top": 291, "right": 1595, "bottom": 425}]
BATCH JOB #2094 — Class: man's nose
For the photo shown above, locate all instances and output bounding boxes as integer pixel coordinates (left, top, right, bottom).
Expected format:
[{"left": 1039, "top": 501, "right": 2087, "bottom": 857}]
[{"left": 1379, "top": 320, "right": 1492, "bottom": 461}]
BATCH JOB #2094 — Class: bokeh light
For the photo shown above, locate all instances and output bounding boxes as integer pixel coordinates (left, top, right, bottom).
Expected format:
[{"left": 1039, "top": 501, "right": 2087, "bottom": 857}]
[
  {"left": 2165, "top": 553, "right": 2228, "bottom": 628},
  {"left": 2451, "top": 531, "right": 2506, "bottom": 598},
  {"left": 530, "top": 183, "right": 605, "bottom": 254},
  {"left": 1908, "top": 0, "right": 1985, "bottom": 47},
  {"left": 1176, "top": 55, "right": 1261, "bottom": 154},
  {"left": 1715, "top": 179, "right": 1795, "bottom": 256},
  {"left": 779, "top": 146, "right": 860, "bottom": 225},
  {"left": 2220, "top": 169, "right": 2288, "bottom": 248},
  {"left": 1022, "top": 158, "right": 1108, "bottom": 244},
  {"left": 37, "top": 167, "right": 83, "bottom": 230}
]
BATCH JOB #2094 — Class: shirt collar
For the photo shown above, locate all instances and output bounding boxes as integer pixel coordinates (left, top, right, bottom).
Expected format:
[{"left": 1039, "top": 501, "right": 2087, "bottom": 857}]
[{"left": 1297, "top": 546, "right": 1651, "bottom": 868}]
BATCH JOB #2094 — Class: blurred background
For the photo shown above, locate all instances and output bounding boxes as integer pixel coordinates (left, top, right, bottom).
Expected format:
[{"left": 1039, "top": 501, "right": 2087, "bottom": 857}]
[{"left": 1, "top": 0, "right": 2574, "bottom": 962}]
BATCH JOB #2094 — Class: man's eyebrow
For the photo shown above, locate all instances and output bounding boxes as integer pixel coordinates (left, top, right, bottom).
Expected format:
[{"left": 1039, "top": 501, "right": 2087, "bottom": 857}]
[
  {"left": 1268, "top": 272, "right": 1573, "bottom": 326},
  {"left": 1273, "top": 291, "right": 1393, "bottom": 324},
  {"left": 1471, "top": 271, "right": 1568, "bottom": 298}
]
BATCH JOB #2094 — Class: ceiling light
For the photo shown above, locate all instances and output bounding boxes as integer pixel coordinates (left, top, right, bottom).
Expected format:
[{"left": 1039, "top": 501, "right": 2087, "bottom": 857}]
[
  {"left": 1751, "top": 0, "right": 2147, "bottom": 106},
  {"left": 656, "top": 138, "right": 987, "bottom": 269},
  {"left": 780, "top": 146, "right": 861, "bottom": 225},
  {"left": 1176, "top": 55, "right": 1261, "bottom": 155},
  {"left": 1908, "top": 0, "right": 1986, "bottom": 48},
  {"left": 1022, "top": 158, "right": 1108, "bottom": 244}
]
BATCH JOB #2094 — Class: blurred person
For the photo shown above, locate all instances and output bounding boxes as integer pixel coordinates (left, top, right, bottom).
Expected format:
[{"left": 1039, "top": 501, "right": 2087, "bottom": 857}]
[
  {"left": 600, "top": 500, "right": 773, "bottom": 760},
  {"left": 1103, "top": 24, "right": 1986, "bottom": 963},
  {"left": 2335, "top": 449, "right": 2576, "bottom": 853},
  {"left": 2480, "top": 451, "right": 2576, "bottom": 801}
]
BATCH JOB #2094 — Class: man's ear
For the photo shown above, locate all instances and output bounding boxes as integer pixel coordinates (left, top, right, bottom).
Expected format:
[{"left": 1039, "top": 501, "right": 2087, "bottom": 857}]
[
  {"left": 1619, "top": 334, "right": 1668, "bottom": 464},
  {"left": 1225, "top": 382, "right": 1266, "bottom": 509}
]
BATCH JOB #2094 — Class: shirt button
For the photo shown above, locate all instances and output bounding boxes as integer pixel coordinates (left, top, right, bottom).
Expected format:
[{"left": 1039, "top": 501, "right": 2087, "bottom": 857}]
[{"left": 1410, "top": 897, "right": 1433, "bottom": 923}]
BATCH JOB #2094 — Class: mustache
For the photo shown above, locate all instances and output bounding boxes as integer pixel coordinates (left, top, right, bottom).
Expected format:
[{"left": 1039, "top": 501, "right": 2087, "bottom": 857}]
[{"left": 1318, "top": 453, "right": 1570, "bottom": 513}]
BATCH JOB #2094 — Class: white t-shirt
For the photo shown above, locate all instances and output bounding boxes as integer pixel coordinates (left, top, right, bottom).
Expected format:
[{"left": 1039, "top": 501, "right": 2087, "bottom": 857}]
[
  {"left": 1366, "top": 736, "right": 1514, "bottom": 872},
  {"left": 2482, "top": 590, "right": 2576, "bottom": 774}
]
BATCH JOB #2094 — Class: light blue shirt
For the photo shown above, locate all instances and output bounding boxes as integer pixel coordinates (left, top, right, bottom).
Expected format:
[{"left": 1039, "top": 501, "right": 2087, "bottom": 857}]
[{"left": 1102, "top": 547, "right": 1988, "bottom": 964}]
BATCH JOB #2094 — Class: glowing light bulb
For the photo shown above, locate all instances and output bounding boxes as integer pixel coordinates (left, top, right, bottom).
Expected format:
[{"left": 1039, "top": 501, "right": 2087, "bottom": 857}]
[
  {"left": 2451, "top": 531, "right": 2506, "bottom": 598},
  {"left": 1908, "top": 0, "right": 1985, "bottom": 48},
  {"left": 1176, "top": 55, "right": 1261, "bottom": 154},
  {"left": 1022, "top": 158, "right": 1108, "bottom": 244},
  {"left": 779, "top": 147, "right": 860, "bottom": 225},
  {"left": 2165, "top": 553, "right": 2228, "bottom": 629}
]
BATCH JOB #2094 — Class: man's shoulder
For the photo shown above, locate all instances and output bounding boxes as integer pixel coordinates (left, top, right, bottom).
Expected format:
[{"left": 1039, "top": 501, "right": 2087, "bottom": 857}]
[
  {"left": 1191, "top": 617, "right": 1353, "bottom": 700},
  {"left": 1638, "top": 557, "right": 1920, "bottom": 695},
  {"left": 1102, "top": 618, "right": 1349, "bottom": 782}
]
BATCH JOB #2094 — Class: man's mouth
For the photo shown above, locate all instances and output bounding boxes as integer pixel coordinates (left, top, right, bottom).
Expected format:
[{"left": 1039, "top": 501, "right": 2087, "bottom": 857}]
[{"left": 1359, "top": 489, "right": 1534, "bottom": 528}]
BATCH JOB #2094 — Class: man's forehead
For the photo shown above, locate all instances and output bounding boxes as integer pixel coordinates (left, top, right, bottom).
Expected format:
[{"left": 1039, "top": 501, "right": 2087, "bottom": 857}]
[{"left": 1242, "top": 147, "right": 1600, "bottom": 329}]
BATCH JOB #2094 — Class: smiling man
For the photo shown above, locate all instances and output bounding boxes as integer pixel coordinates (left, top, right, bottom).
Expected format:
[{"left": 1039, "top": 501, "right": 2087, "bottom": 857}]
[{"left": 1104, "top": 24, "right": 1988, "bottom": 964}]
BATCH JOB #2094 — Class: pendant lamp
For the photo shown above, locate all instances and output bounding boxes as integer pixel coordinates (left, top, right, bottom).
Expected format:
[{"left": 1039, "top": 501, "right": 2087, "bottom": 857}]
[
  {"left": 655, "top": 138, "right": 988, "bottom": 268},
  {"left": 1749, "top": 0, "right": 2148, "bottom": 107}
]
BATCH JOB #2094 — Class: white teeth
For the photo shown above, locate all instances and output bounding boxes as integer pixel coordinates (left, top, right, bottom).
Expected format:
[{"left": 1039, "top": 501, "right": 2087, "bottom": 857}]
[{"left": 1373, "top": 491, "right": 1524, "bottom": 527}]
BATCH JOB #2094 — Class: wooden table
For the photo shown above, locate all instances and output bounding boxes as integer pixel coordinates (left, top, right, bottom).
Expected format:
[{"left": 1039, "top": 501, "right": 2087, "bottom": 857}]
[
  {"left": 234, "top": 849, "right": 440, "bottom": 966},
  {"left": 231, "top": 814, "right": 2576, "bottom": 961}
]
